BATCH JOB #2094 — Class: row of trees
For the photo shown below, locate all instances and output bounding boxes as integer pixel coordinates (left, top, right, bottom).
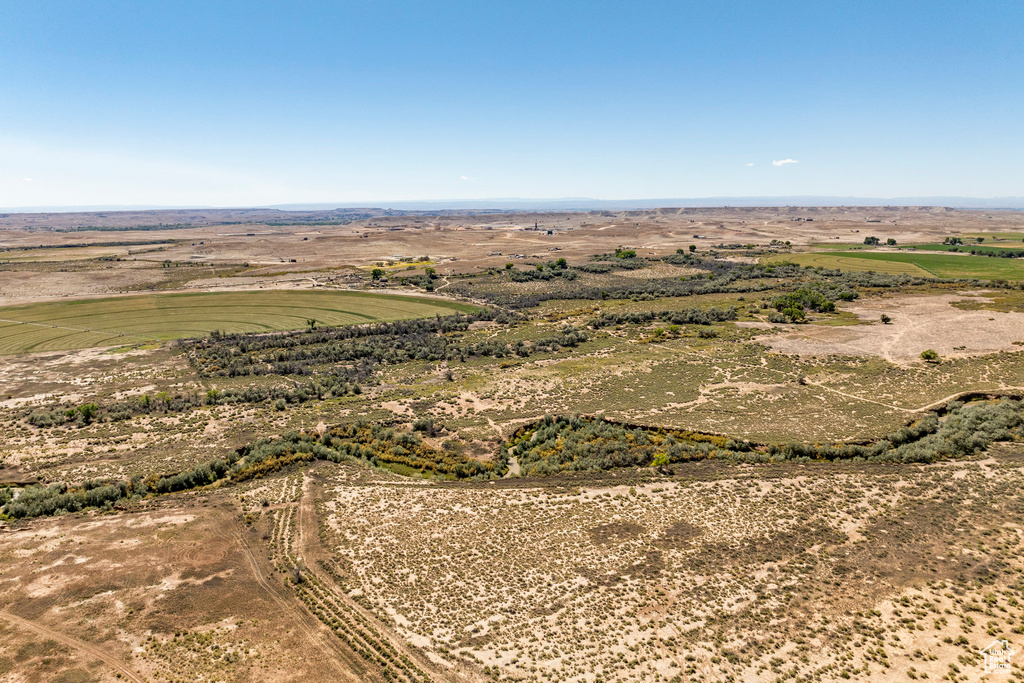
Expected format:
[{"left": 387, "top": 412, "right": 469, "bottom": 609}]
[
  {"left": 4, "top": 417, "right": 501, "bottom": 519},
  {"left": 187, "top": 314, "right": 584, "bottom": 380},
  {"left": 588, "top": 307, "right": 738, "bottom": 329},
  {"left": 9, "top": 399, "right": 1022, "bottom": 519},
  {"left": 506, "top": 400, "right": 1024, "bottom": 474},
  {"left": 446, "top": 255, "right": 946, "bottom": 309},
  {"left": 26, "top": 376, "right": 365, "bottom": 429}
]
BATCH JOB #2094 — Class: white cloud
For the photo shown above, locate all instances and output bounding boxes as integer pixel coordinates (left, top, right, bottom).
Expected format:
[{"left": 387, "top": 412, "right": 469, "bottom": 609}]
[
  {"left": 22, "top": 177, "right": 33, "bottom": 182},
  {"left": 459, "top": 175, "right": 472, "bottom": 181},
  {"left": 772, "top": 159, "right": 798, "bottom": 167},
  {"left": 745, "top": 163, "right": 754, "bottom": 167}
]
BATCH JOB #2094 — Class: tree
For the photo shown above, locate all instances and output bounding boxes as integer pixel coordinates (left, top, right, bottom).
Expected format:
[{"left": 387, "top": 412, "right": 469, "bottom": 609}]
[
  {"left": 651, "top": 452, "right": 671, "bottom": 474},
  {"left": 371, "top": 268, "right": 384, "bottom": 281},
  {"left": 782, "top": 306, "right": 806, "bottom": 323},
  {"left": 555, "top": 257, "right": 568, "bottom": 269},
  {"left": 864, "top": 236, "right": 881, "bottom": 245},
  {"left": 505, "top": 262, "right": 514, "bottom": 269},
  {"left": 943, "top": 237, "right": 963, "bottom": 246},
  {"left": 880, "top": 314, "right": 892, "bottom": 324},
  {"left": 921, "top": 349, "right": 940, "bottom": 362},
  {"left": 689, "top": 244, "right": 697, "bottom": 252},
  {"left": 977, "top": 237, "right": 985, "bottom": 243},
  {"left": 306, "top": 318, "right": 317, "bottom": 331},
  {"left": 886, "top": 238, "right": 897, "bottom": 246},
  {"left": 424, "top": 267, "right": 437, "bottom": 279},
  {"left": 78, "top": 403, "right": 99, "bottom": 424}
]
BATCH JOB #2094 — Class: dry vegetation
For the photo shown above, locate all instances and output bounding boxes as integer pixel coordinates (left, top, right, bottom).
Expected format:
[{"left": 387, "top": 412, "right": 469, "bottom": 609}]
[{"left": 1, "top": 205, "right": 1024, "bottom": 681}]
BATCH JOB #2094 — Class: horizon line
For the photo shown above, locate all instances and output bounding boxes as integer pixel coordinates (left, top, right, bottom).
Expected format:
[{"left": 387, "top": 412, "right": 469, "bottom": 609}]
[{"left": 3, "top": 195, "right": 1024, "bottom": 214}]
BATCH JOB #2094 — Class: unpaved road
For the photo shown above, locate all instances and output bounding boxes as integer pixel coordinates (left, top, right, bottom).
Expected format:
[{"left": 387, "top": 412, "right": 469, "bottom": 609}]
[
  {"left": 222, "top": 523, "right": 362, "bottom": 681},
  {"left": 296, "top": 470, "right": 476, "bottom": 683},
  {"left": 0, "top": 608, "right": 147, "bottom": 683}
]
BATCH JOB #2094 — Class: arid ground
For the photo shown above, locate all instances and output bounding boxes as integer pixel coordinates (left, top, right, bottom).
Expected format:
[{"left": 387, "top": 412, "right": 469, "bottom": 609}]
[{"left": 2, "top": 205, "right": 1024, "bottom": 682}]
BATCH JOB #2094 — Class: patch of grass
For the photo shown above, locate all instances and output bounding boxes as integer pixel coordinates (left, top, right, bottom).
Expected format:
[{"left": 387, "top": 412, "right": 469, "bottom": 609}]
[{"left": 949, "top": 290, "right": 1024, "bottom": 313}]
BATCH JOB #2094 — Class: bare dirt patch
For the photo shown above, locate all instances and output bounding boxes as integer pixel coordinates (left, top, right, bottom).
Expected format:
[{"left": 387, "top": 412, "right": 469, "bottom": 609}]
[{"left": 753, "top": 292, "right": 1024, "bottom": 363}]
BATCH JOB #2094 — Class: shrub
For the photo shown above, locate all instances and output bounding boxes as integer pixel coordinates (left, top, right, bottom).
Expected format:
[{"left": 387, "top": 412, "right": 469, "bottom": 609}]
[{"left": 505, "top": 401, "right": 1024, "bottom": 473}]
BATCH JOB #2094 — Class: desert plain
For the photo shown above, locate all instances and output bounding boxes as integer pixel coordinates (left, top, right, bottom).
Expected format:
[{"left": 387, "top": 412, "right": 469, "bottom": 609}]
[{"left": 1, "top": 205, "right": 1024, "bottom": 682}]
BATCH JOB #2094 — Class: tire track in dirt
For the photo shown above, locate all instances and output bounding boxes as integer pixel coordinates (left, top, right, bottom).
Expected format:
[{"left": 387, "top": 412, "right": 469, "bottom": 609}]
[
  {"left": 296, "top": 469, "right": 477, "bottom": 683},
  {"left": 0, "top": 608, "right": 147, "bottom": 683},
  {"left": 217, "top": 524, "right": 363, "bottom": 681}
]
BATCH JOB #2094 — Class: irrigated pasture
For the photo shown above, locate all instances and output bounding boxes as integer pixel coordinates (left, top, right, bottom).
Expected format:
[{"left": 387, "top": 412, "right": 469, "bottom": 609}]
[
  {"left": 913, "top": 243, "right": 1024, "bottom": 255},
  {"left": 0, "top": 290, "right": 473, "bottom": 354},
  {"left": 767, "top": 250, "right": 1024, "bottom": 279},
  {"left": 764, "top": 251, "right": 929, "bottom": 275}
]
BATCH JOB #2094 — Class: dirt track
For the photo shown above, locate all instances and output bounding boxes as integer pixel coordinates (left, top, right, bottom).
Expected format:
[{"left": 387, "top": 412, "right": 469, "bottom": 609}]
[
  {"left": 0, "top": 608, "right": 147, "bottom": 682},
  {"left": 296, "top": 468, "right": 473, "bottom": 682}
]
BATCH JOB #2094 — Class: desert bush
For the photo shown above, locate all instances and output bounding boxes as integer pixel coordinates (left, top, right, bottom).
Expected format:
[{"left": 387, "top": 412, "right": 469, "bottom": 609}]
[
  {"left": 3, "top": 480, "right": 129, "bottom": 519},
  {"left": 506, "top": 400, "right": 1024, "bottom": 474},
  {"left": 588, "top": 307, "right": 737, "bottom": 329}
]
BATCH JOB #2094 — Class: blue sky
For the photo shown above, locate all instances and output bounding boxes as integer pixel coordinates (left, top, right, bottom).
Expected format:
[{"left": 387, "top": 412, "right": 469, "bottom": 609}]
[{"left": 1, "top": 1, "right": 1021, "bottom": 206}]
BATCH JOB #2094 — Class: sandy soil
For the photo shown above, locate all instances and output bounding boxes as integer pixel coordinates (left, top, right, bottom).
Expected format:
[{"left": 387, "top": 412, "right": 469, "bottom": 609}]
[
  {"left": 1, "top": 205, "right": 1021, "bottom": 305},
  {"left": 750, "top": 292, "right": 1024, "bottom": 363}
]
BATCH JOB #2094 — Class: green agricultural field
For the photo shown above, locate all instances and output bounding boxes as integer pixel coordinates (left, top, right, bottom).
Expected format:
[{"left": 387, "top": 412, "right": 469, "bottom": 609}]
[
  {"left": 0, "top": 290, "right": 474, "bottom": 354},
  {"left": 763, "top": 252, "right": 928, "bottom": 276},
  {"left": 765, "top": 250, "right": 1024, "bottom": 280},
  {"left": 912, "top": 243, "right": 1024, "bottom": 255}
]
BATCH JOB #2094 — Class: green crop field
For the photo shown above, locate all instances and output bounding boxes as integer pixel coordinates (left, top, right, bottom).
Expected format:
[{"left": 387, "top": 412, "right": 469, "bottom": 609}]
[
  {"left": 763, "top": 252, "right": 929, "bottom": 276},
  {"left": 0, "top": 290, "right": 474, "bottom": 354},
  {"left": 765, "top": 250, "right": 1024, "bottom": 280},
  {"left": 912, "top": 243, "right": 1024, "bottom": 255}
]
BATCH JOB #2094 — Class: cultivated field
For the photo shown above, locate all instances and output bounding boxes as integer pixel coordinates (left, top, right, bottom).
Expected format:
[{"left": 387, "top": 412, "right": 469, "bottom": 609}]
[
  {"left": 0, "top": 290, "right": 473, "bottom": 354},
  {"left": 2, "top": 205, "right": 1024, "bottom": 682},
  {"left": 766, "top": 250, "right": 1024, "bottom": 279}
]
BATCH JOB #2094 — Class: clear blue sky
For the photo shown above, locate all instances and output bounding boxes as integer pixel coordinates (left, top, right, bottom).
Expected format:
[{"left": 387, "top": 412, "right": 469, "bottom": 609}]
[{"left": 1, "top": 1, "right": 1021, "bottom": 207}]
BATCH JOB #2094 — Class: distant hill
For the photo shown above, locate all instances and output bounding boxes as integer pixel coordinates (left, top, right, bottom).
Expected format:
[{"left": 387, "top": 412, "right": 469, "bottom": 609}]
[
  {"left": 268, "top": 197, "right": 1024, "bottom": 211},
  {"left": 4, "top": 196, "right": 1023, "bottom": 214}
]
